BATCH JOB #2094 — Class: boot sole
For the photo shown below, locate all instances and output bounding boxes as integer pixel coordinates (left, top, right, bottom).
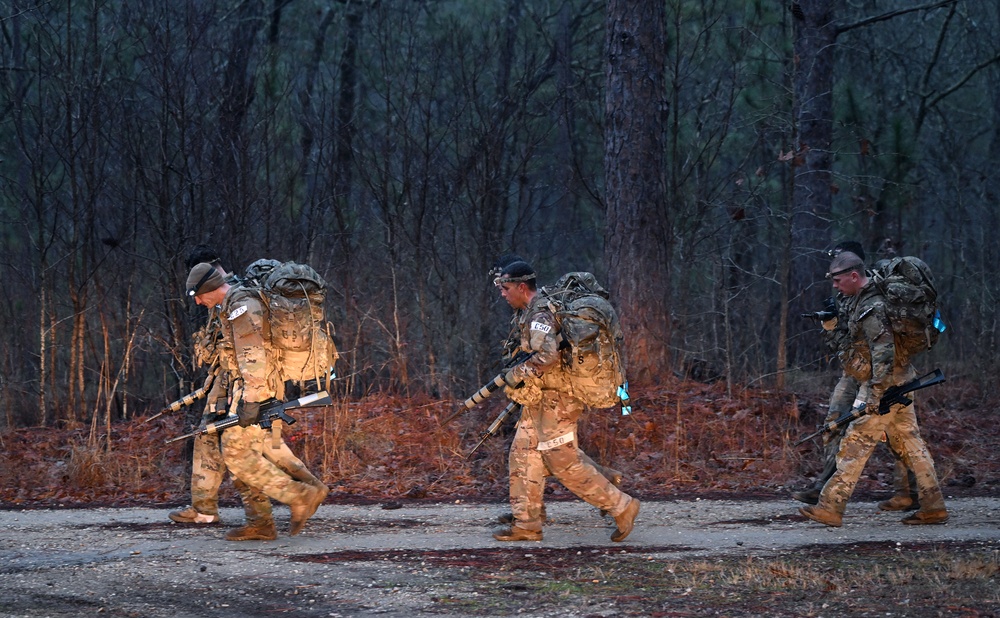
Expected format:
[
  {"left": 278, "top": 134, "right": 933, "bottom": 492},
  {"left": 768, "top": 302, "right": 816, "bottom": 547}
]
[
  {"left": 225, "top": 533, "right": 278, "bottom": 541},
  {"left": 493, "top": 531, "right": 542, "bottom": 541}
]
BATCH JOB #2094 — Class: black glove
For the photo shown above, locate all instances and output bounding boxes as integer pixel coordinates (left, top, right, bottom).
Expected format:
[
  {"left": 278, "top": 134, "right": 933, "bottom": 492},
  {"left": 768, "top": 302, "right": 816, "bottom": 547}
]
[{"left": 236, "top": 401, "right": 261, "bottom": 427}]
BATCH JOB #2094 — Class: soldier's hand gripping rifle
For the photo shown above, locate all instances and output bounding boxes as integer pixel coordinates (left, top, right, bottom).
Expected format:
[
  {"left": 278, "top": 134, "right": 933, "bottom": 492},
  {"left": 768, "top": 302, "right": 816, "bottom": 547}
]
[
  {"left": 165, "top": 391, "right": 332, "bottom": 444},
  {"left": 440, "top": 351, "right": 534, "bottom": 427},
  {"left": 794, "top": 369, "right": 945, "bottom": 446},
  {"left": 466, "top": 401, "right": 521, "bottom": 458},
  {"left": 142, "top": 368, "right": 220, "bottom": 424}
]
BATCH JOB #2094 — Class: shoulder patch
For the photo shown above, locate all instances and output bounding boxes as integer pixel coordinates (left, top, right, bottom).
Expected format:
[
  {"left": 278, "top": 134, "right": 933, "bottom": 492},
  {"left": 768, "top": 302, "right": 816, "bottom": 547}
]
[
  {"left": 227, "top": 305, "right": 248, "bottom": 321},
  {"left": 857, "top": 305, "right": 877, "bottom": 322},
  {"left": 530, "top": 321, "right": 552, "bottom": 334}
]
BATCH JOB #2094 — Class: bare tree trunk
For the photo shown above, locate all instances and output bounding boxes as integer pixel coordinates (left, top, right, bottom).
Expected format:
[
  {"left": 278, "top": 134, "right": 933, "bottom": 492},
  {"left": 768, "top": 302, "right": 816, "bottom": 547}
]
[
  {"left": 332, "top": 4, "right": 361, "bottom": 260},
  {"left": 214, "top": 0, "right": 265, "bottom": 215},
  {"left": 38, "top": 282, "right": 48, "bottom": 427},
  {"left": 788, "top": 0, "right": 839, "bottom": 370},
  {"left": 604, "top": 0, "right": 669, "bottom": 384}
]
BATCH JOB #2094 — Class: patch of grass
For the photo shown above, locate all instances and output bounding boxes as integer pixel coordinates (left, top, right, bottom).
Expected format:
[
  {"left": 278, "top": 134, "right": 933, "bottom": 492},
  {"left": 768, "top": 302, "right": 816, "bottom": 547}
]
[{"left": 429, "top": 546, "right": 1000, "bottom": 616}]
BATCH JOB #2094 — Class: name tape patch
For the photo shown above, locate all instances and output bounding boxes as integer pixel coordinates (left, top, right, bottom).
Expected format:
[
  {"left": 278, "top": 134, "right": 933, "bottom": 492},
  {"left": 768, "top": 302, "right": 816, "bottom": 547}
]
[
  {"left": 537, "top": 432, "right": 575, "bottom": 451},
  {"left": 228, "top": 305, "right": 248, "bottom": 321},
  {"left": 530, "top": 321, "right": 552, "bottom": 334}
]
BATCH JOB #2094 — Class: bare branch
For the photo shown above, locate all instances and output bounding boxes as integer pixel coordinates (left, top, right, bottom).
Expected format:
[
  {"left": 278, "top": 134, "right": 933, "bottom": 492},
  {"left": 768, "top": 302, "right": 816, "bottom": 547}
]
[
  {"left": 837, "top": 0, "right": 959, "bottom": 36},
  {"left": 927, "top": 51, "right": 1000, "bottom": 110}
]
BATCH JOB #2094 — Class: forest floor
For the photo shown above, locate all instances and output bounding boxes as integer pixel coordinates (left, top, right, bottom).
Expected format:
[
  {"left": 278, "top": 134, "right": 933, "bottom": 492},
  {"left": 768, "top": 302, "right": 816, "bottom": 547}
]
[{"left": 1, "top": 374, "right": 998, "bottom": 616}]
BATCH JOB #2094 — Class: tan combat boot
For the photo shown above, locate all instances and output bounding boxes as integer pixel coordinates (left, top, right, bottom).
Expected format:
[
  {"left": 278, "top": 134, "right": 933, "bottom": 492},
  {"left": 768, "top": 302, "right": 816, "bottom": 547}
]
[
  {"left": 225, "top": 520, "right": 278, "bottom": 541},
  {"left": 902, "top": 509, "right": 949, "bottom": 525},
  {"left": 611, "top": 498, "right": 640, "bottom": 542},
  {"left": 493, "top": 526, "right": 542, "bottom": 541},
  {"left": 878, "top": 495, "right": 919, "bottom": 512},
  {"left": 289, "top": 483, "right": 330, "bottom": 536},
  {"left": 169, "top": 507, "right": 220, "bottom": 525},
  {"left": 799, "top": 504, "right": 843, "bottom": 527}
]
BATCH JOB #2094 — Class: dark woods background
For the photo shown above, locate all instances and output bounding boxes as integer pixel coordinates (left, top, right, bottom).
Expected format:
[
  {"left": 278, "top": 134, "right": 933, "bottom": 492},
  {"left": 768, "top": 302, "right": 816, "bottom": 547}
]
[{"left": 2, "top": 0, "right": 999, "bottom": 429}]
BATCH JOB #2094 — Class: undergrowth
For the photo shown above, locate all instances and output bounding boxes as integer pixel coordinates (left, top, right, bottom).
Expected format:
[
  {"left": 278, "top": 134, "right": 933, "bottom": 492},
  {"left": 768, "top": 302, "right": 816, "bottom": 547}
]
[{"left": 0, "top": 375, "right": 996, "bottom": 507}]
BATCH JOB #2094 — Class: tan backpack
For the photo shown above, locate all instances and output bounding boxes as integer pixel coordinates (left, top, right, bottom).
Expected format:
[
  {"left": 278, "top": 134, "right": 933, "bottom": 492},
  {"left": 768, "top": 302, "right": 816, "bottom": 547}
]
[
  {"left": 244, "top": 260, "right": 339, "bottom": 387},
  {"left": 541, "top": 272, "right": 627, "bottom": 409}
]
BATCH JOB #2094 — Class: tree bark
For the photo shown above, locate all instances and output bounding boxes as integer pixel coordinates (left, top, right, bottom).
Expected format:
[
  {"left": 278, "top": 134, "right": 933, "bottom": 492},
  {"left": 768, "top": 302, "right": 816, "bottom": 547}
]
[
  {"left": 788, "top": 0, "right": 839, "bottom": 368},
  {"left": 604, "top": 0, "right": 669, "bottom": 384}
]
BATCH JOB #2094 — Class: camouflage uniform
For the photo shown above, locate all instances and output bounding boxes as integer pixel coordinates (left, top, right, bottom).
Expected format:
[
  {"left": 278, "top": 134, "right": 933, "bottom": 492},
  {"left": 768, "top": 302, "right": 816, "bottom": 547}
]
[
  {"left": 501, "top": 310, "right": 622, "bottom": 488},
  {"left": 180, "top": 300, "right": 271, "bottom": 526},
  {"left": 188, "top": 363, "right": 270, "bottom": 524},
  {"left": 505, "top": 294, "right": 634, "bottom": 533},
  {"left": 804, "top": 295, "right": 916, "bottom": 503},
  {"left": 218, "top": 285, "right": 328, "bottom": 527},
  {"left": 815, "top": 281, "right": 946, "bottom": 517}
]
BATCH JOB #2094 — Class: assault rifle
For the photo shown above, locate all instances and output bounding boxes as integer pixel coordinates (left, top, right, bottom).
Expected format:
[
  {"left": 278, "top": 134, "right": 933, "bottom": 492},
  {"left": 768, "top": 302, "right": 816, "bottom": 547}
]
[
  {"left": 440, "top": 351, "right": 533, "bottom": 427},
  {"left": 467, "top": 401, "right": 521, "bottom": 458},
  {"left": 800, "top": 297, "right": 837, "bottom": 322},
  {"left": 794, "top": 369, "right": 945, "bottom": 446},
  {"left": 165, "top": 391, "right": 332, "bottom": 444},
  {"left": 142, "top": 369, "right": 219, "bottom": 424}
]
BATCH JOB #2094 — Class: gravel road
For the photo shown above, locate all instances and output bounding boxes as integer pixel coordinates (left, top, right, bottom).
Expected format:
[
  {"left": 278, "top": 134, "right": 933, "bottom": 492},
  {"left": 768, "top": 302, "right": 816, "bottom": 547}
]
[{"left": 2, "top": 496, "right": 997, "bottom": 617}]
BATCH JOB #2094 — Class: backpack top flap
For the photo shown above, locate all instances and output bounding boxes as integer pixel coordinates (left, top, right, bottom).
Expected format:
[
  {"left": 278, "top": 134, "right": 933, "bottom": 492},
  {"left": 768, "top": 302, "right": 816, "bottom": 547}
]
[
  {"left": 264, "top": 262, "right": 327, "bottom": 300},
  {"left": 546, "top": 271, "right": 610, "bottom": 301}
]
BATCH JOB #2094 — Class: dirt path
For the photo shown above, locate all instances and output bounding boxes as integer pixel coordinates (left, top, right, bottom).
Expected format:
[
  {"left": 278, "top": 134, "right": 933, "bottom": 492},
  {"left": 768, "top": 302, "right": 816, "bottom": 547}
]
[{"left": 2, "top": 497, "right": 998, "bottom": 617}]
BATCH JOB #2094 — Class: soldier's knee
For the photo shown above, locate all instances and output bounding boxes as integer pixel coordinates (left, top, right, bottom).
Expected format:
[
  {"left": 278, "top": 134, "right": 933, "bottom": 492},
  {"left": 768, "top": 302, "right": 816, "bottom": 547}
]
[{"left": 540, "top": 444, "right": 581, "bottom": 477}]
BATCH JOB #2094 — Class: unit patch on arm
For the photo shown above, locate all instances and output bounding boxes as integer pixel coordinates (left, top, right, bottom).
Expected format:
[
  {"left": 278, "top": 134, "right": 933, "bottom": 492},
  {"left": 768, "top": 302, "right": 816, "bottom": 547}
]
[
  {"left": 227, "top": 305, "right": 248, "bottom": 321},
  {"left": 530, "top": 321, "right": 551, "bottom": 334}
]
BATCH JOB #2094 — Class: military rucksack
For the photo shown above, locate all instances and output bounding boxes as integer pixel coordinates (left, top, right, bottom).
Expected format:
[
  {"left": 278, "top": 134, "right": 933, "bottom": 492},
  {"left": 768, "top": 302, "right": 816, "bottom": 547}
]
[
  {"left": 540, "top": 272, "right": 626, "bottom": 408},
  {"left": 871, "top": 256, "right": 944, "bottom": 356},
  {"left": 243, "top": 260, "right": 338, "bottom": 384}
]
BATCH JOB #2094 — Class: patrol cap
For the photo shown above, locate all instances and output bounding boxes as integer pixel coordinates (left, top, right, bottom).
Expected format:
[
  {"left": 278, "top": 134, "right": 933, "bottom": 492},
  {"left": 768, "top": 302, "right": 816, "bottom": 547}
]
[
  {"left": 186, "top": 262, "right": 225, "bottom": 297},
  {"left": 489, "top": 253, "right": 524, "bottom": 280}
]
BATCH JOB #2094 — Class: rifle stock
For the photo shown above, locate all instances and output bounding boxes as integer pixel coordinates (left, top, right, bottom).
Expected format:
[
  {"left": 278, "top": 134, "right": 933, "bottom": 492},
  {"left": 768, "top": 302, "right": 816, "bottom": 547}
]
[
  {"left": 794, "top": 369, "right": 945, "bottom": 446},
  {"left": 165, "top": 391, "right": 332, "bottom": 444},
  {"left": 143, "top": 370, "right": 219, "bottom": 424},
  {"left": 441, "top": 351, "right": 533, "bottom": 427}
]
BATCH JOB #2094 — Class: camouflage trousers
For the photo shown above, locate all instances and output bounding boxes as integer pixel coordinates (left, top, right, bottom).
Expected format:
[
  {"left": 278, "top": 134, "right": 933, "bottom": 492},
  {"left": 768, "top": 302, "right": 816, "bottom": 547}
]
[
  {"left": 818, "top": 384, "right": 945, "bottom": 514},
  {"left": 814, "top": 374, "right": 916, "bottom": 500},
  {"left": 190, "top": 378, "right": 271, "bottom": 525},
  {"left": 190, "top": 406, "right": 271, "bottom": 524},
  {"left": 221, "top": 421, "right": 325, "bottom": 509},
  {"left": 509, "top": 390, "right": 633, "bottom": 532}
]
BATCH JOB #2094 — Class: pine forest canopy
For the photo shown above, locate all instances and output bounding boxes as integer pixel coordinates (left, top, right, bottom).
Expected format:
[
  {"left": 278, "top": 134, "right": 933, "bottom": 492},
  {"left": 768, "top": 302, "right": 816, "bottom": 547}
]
[{"left": 1, "top": 0, "right": 998, "bottom": 427}]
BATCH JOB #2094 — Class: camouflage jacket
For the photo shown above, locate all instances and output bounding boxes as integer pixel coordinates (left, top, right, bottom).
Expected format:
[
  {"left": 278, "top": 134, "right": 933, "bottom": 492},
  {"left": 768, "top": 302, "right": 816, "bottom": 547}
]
[
  {"left": 192, "top": 271, "right": 242, "bottom": 372},
  {"left": 838, "top": 281, "right": 901, "bottom": 408},
  {"left": 219, "top": 284, "right": 277, "bottom": 403},
  {"left": 508, "top": 293, "right": 571, "bottom": 393}
]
